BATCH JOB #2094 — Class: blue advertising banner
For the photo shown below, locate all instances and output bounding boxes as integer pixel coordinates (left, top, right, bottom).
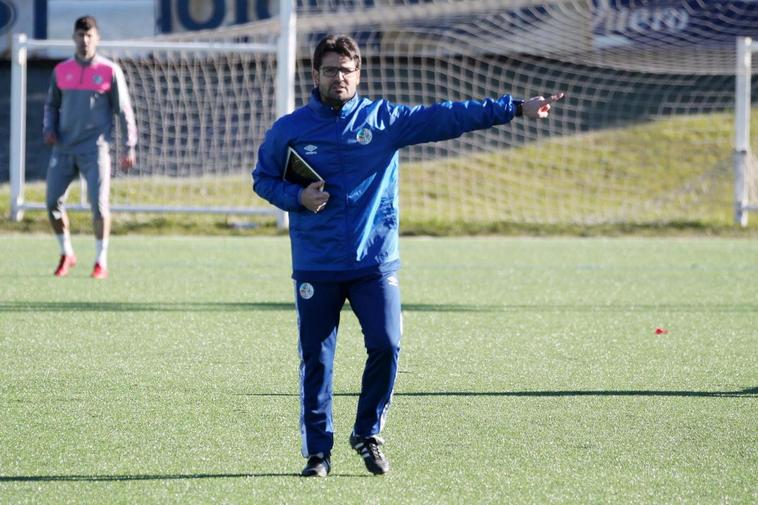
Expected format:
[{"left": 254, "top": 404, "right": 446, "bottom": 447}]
[
  {"left": 593, "top": 0, "right": 758, "bottom": 49},
  {"left": 168, "top": 1, "right": 755, "bottom": 52},
  {"left": 4, "top": 1, "right": 758, "bottom": 56},
  {"left": 0, "top": 0, "right": 43, "bottom": 57},
  {"left": 0, "top": 0, "right": 17, "bottom": 37},
  {"left": 158, "top": 0, "right": 273, "bottom": 33}
]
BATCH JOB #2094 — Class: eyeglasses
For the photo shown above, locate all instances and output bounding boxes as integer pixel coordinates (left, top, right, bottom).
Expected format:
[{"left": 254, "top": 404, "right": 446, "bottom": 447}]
[{"left": 320, "top": 66, "right": 359, "bottom": 78}]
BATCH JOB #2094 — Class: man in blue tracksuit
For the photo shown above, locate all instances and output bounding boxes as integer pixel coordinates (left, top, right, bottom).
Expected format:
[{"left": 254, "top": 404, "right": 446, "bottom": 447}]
[{"left": 252, "top": 34, "right": 563, "bottom": 477}]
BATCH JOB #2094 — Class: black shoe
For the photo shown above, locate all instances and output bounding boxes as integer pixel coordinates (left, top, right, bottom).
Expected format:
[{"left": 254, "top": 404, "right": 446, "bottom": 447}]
[
  {"left": 349, "top": 433, "right": 390, "bottom": 475},
  {"left": 301, "top": 453, "right": 331, "bottom": 477}
]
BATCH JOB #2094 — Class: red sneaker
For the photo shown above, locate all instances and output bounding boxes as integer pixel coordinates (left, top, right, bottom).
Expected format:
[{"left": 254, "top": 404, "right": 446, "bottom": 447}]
[
  {"left": 54, "top": 254, "right": 77, "bottom": 277},
  {"left": 91, "top": 263, "right": 108, "bottom": 280}
]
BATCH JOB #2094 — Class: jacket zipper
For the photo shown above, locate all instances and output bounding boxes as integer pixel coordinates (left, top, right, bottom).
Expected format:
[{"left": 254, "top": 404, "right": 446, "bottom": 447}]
[{"left": 337, "top": 114, "right": 352, "bottom": 264}]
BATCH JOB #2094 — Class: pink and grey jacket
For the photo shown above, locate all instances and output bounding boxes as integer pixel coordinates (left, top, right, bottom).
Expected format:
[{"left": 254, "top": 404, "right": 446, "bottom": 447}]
[{"left": 43, "top": 54, "right": 137, "bottom": 154}]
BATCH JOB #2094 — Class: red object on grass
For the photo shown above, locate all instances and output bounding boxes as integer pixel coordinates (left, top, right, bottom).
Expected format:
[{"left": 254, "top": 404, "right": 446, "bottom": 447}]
[{"left": 655, "top": 328, "right": 669, "bottom": 335}]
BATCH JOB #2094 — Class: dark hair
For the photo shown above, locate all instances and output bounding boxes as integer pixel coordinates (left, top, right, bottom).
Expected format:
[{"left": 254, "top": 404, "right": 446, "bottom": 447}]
[
  {"left": 312, "top": 34, "right": 361, "bottom": 71},
  {"left": 74, "top": 15, "right": 98, "bottom": 32}
]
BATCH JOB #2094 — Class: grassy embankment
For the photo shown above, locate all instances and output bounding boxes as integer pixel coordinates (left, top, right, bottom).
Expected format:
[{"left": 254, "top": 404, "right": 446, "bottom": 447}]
[{"left": 1, "top": 111, "right": 756, "bottom": 236}]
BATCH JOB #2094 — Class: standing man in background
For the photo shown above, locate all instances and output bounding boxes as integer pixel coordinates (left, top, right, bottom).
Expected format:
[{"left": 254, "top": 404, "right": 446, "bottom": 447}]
[
  {"left": 43, "top": 15, "right": 137, "bottom": 279},
  {"left": 253, "top": 34, "right": 563, "bottom": 477}
]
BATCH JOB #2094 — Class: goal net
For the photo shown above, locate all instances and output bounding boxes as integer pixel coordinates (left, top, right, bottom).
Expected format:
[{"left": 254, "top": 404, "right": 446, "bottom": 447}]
[
  {"left": 166, "top": 0, "right": 758, "bottom": 228},
  {"left": 10, "top": 1, "right": 758, "bottom": 229},
  {"left": 9, "top": 35, "right": 287, "bottom": 223}
]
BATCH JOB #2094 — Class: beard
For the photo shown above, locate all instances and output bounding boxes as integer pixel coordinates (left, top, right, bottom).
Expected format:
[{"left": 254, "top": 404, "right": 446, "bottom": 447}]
[
  {"left": 321, "top": 84, "right": 355, "bottom": 109},
  {"left": 77, "top": 47, "right": 95, "bottom": 60}
]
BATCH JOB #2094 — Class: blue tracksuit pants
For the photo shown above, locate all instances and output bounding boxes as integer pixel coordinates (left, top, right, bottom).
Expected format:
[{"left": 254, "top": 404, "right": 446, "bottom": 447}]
[{"left": 294, "top": 270, "right": 402, "bottom": 457}]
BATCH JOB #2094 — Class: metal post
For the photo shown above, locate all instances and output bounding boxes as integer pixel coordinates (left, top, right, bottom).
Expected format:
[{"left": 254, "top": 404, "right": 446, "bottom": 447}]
[
  {"left": 10, "top": 33, "right": 28, "bottom": 222},
  {"left": 734, "top": 36, "right": 752, "bottom": 227},
  {"left": 275, "top": 0, "right": 296, "bottom": 229}
]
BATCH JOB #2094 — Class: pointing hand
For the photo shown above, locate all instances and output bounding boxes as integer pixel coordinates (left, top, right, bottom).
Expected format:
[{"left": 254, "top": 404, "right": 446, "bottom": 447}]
[{"left": 522, "top": 93, "right": 565, "bottom": 119}]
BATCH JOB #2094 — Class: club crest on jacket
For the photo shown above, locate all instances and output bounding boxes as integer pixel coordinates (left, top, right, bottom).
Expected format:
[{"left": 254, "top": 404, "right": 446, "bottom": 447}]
[{"left": 356, "top": 128, "right": 373, "bottom": 145}]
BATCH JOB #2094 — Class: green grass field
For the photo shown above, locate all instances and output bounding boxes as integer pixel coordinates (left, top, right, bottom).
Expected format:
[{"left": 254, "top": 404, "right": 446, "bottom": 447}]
[{"left": 1, "top": 235, "right": 756, "bottom": 504}]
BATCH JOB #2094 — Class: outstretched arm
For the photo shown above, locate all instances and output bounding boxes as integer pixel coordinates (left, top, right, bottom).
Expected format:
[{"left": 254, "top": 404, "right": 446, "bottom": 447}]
[{"left": 388, "top": 92, "right": 565, "bottom": 149}]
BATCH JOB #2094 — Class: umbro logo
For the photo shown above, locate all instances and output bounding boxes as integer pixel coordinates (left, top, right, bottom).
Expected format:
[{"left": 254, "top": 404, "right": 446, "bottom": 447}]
[{"left": 304, "top": 144, "right": 318, "bottom": 155}]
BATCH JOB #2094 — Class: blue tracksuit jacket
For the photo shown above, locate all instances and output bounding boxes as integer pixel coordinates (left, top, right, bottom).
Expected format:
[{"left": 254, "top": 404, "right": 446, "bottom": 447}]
[{"left": 252, "top": 89, "right": 520, "bottom": 279}]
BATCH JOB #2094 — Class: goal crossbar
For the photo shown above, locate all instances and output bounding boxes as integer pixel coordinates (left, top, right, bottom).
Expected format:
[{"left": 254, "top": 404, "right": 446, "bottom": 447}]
[
  {"left": 18, "top": 202, "right": 276, "bottom": 216},
  {"left": 15, "top": 38, "right": 277, "bottom": 53}
]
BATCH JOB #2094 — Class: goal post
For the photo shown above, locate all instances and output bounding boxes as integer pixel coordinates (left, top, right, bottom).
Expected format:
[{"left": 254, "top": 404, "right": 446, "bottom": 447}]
[
  {"left": 8, "top": 33, "right": 27, "bottom": 224},
  {"left": 735, "top": 36, "right": 757, "bottom": 227},
  {"left": 8, "top": 0, "right": 297, "bottom": 227}
]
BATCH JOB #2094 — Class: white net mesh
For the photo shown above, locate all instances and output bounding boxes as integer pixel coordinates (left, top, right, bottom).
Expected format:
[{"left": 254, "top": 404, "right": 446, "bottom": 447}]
[
  {"left": 152, "top": 0, "right": 758, "bottom": 226},
  {"left": 103, "top": 43, "right": 278, "bottom": 213},
  {"left": 22, "top": 1, "right": 754, "bottom": 226}
]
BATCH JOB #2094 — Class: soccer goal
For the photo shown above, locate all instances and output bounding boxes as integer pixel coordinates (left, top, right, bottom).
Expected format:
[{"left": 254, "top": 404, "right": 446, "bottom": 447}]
[
  {"left": 11, "top": 0, "right": 755, "bottom": 229},
  {"left": 244, "top": 0, "right": 751, "bottom": 228},
  {"left": 8, "top": 1, "right": 297, "bottom": 227}
]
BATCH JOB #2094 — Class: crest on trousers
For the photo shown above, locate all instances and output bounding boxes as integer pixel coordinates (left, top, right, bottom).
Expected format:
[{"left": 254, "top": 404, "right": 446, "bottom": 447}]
[{"left": 299, "top": 282, "right": 314, "bottom": 300}]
